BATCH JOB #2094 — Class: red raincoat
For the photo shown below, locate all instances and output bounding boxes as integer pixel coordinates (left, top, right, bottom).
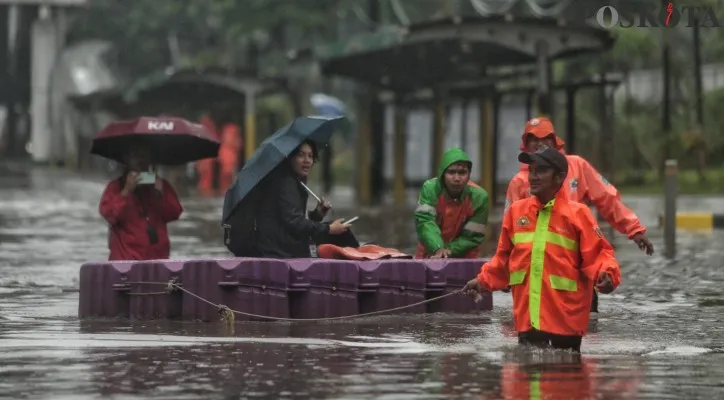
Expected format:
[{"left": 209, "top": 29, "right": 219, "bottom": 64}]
[
  {"left": 99, "top": 178, "right": 183, "bottom": 260},
  {"left": 505, "top": 117, "right": 646, "bottom": 239}
]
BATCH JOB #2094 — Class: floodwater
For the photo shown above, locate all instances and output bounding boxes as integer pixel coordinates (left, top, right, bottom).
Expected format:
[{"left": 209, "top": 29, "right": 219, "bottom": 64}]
[{"left": 1, "top": 166, "right": 724, "bottom": 399}]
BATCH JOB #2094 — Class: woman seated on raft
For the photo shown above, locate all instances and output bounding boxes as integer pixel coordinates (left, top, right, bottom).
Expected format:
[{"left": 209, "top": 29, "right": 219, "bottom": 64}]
[
  {"left": 252, "top": 140, "right": 349, "bottom": 258},
  {"left": 99, "top": 144, "right": 183, "bottom": 261}
]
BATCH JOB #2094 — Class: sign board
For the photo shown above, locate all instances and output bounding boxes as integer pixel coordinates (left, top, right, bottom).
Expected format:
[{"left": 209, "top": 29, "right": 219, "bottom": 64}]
[{"left": 147, "top": 121, "right": 174, "bottom": 131}]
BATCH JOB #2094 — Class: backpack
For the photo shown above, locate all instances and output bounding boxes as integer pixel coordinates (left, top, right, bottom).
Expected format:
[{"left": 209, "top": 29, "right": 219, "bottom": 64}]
[{"left": 222, "top": 185, "right": 262, "bottom": 257}]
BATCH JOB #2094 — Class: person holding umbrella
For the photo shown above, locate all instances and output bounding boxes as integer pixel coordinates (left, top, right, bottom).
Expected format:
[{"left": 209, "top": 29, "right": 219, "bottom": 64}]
[
  {"left": 252, "top": 140, "right": 350, "bottom": 258},
  {"left": 92, "top": 116, "right": 220, "bottom": 260},
  {"left": 222, "top": 116, "right": 350, "bottom": 258}
]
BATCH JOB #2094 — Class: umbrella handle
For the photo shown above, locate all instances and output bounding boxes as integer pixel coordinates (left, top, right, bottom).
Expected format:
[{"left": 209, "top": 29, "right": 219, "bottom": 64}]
[{"left": 299, "top": 181, "right": 322, "bottom": 203}]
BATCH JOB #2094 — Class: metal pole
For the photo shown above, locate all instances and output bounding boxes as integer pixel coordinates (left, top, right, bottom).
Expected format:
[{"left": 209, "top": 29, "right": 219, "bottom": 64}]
[
  {"left": 535, "top": 40, "right": 551, "bottom": 116},
  {"left": 661, "top": 2, "right": 672, "bottom": 169},
  {"left": 5, "top": 5, "right": 19, "bottom": 157},
  {"left": 664, "top": 159, "right": 678, "bottom": 259},
  {"left": 565, "top": 87, "right": 576, "bottom": 154},
  {"left": 693, "top": 18, "right": 704, "bottom": 127}
]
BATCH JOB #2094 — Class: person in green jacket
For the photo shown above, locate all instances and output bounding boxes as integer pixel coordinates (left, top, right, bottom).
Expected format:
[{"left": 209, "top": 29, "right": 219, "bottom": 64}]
[{"left": 415, "top": 148, "right": 490, "bottom": 259}]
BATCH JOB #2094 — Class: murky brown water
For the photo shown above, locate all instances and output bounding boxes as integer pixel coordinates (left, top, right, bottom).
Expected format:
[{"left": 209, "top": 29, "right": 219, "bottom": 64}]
[{"left": 2, "top": 166, "right": 724, "bottom": 399}]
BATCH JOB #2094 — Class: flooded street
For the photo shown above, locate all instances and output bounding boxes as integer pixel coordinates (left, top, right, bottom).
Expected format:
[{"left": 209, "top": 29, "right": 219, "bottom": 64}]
[{"left": 2, "top": 166, "right": 724, "bottom": 399}]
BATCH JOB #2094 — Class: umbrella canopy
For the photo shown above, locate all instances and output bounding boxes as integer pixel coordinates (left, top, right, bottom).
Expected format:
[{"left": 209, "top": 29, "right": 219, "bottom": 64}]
[
  {"left": 222, "top": 115, "right": 345, "bottom": 223},
  {"left": 310, "top": 93, "right": 347, "bottom": 116},
  {"left": 91, "top": 116, "right": 220, "bottom": 165}
]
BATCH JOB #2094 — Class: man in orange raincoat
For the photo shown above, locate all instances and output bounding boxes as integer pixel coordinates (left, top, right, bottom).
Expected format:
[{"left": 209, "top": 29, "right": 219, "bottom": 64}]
[
  {"left": 506, "top": 117, "right": 653, "bottom": 256},
  {"left": 218, "top": 122, "right": 242, "bottom": 192},
  {"left": 507, "top": 117, "right": 651, "bottom": 311},
  {"left": 195, "top": 114, "right": 218, "bottom": 193},
  {"left": 464, "top": 146, "right": 622, "bottom": 353}
]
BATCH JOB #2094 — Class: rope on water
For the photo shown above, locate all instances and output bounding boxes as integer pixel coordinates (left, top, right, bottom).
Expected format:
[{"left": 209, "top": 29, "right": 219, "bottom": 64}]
[{"left": 125, "top": 280, "right": 468, "bottom": 322}]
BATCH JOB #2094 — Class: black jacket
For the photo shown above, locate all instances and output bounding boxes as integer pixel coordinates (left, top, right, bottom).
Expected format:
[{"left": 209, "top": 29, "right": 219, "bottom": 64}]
[{"left": 254, "top": 166, "right": 329, "bottom": 258}]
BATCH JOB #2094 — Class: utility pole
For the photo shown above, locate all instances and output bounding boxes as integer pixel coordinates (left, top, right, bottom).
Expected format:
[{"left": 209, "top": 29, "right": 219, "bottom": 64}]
[
  {"left": 661, "top": 0, "right": 672, "bottom": 176},
  {"left": 4, "top": 5, "right": 20, "bottom": 158},
  {"left": 693, "top": 17, "right": 704, "bottom": 127}
]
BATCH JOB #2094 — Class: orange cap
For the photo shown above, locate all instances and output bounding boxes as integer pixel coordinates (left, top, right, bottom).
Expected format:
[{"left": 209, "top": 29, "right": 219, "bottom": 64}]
[{"left": 519, "top": 117, "right": 565, "bottom": 150}]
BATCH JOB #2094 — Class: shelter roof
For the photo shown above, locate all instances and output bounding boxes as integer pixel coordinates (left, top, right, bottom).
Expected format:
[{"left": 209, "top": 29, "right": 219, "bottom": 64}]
[{"left": 260, "top": 15, "right": 615, "bottom": 92}]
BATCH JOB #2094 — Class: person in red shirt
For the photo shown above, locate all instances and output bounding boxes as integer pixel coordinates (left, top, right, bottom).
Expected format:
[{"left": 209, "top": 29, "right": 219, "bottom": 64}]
[{"left": 99, "top": 144, "right": 183, "bottom": 260}]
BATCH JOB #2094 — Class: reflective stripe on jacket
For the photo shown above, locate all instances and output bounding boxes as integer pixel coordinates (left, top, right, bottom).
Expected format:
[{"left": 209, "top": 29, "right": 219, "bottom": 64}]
[{"left": 477, "top": 189, "right": 622, "bottom": 336}]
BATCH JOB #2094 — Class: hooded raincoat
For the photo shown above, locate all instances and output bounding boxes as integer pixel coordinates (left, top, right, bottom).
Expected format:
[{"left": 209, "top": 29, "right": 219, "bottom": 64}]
[
  {"left": 505, "top": 117, "right": 646, "bottom": 239},
  {"left": 477, "top": 188, "right": 622, "bottom": 337},
  {"left": 415, "top": 148, "right": 489, "bottom": 259}
]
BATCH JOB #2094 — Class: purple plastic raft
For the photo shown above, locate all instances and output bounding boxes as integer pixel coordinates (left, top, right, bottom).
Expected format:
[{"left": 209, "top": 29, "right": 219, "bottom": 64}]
[{"left": 78, "top": 258, "right": 493, "bottom": 321}]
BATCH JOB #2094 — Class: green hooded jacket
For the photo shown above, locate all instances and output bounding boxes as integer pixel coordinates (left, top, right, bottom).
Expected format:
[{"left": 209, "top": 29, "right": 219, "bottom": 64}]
[{"left": 415, "top": 148, "right": 489, "bottom": 257}]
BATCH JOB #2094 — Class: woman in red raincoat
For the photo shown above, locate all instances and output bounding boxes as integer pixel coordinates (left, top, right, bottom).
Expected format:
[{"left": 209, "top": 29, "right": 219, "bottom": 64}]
[{"left": 99, "top": 144, "right": 183, "bottom": 260}]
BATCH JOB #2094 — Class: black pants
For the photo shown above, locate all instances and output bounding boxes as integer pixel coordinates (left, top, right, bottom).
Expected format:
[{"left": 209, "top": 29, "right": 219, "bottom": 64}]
[{"left": 518, "top": 330, "right": 582, "bottom": 353}]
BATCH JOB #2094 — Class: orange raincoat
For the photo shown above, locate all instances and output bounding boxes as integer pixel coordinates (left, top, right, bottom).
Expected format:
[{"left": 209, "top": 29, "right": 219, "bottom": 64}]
[
  {"left": 318, "top": 244, "right": 412, "bottom": 260},
  {"left": 505, "top": 117, "right": 646, "bottom": 239},
  {"left": 218, "top": 123, "right": 242, "bottom": 191},
  {"left": 195, "top": 115, "right": 218, "bottom": 192},
  {"left": 477, "top": 188, "right": 621, "bottom": 337}
]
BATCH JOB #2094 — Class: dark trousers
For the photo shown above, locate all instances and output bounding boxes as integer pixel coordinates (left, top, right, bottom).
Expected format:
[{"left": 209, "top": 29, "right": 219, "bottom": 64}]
[{"left": 518, "top": 330, "right": 583, "bottom": 353}]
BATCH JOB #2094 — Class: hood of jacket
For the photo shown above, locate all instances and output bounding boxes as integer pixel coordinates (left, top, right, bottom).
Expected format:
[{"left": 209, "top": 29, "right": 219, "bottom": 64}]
[
  {"left": 438, "top": 148, "right": 473, "bottom": 179},
  {"left": 518, "top": 117, "right": 566, "bottom": 171}
]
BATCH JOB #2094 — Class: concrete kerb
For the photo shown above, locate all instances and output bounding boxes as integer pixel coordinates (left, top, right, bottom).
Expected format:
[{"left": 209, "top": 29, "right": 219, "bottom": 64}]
[{"left": 658, "top": 213, "right": 724, "bottom": 231}]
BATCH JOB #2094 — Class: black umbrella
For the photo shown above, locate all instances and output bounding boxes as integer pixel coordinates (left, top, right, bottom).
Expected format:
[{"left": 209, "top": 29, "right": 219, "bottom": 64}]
[{"left": 222, "top": 115, "right": 345, "bottom": 223}]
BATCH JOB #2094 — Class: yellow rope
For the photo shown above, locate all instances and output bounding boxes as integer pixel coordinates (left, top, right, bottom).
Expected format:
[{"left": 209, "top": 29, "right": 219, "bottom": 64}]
[
  {"left": 125, "top": 280, "right": 470, "bottom": 322},
  {"left": 218, "top": 305, "right": 235, "bottom": 329}
]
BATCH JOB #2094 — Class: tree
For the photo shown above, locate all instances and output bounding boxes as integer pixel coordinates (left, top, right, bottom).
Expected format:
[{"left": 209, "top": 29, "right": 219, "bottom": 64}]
[{"left": 67, "top": 0, "right": 343, "bottom": 76}]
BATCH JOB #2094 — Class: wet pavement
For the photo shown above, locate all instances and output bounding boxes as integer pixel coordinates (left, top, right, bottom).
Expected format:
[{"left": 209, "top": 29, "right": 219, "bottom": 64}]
[{"left": 1, "top": 166, "right": 724, "bottom": 399}]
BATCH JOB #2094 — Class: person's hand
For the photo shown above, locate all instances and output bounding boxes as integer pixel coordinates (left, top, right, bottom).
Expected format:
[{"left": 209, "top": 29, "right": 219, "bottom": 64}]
[
  {"left": 595, "top": 272, "right": 614, "bottom": 294},
  {"left": 315, "top": 197, "right": 332, "bottom": 217},
  {"left": 632, "top": 233, "right": 654, "bottom": 255},
  {"left": 154, "top": 176, "right": 164, "bottom": 193},
  {"left": 462, "top": 278, "right": 485, "bottom": 302},
  {"left": 121, "top": 172, "right": 140, "bottom": 196},
  {"left": 328, "top": 218, "right": 349, "bottom": 235},
  {"left": 431, "top": 248, "right": 451, "bottom": 259}
]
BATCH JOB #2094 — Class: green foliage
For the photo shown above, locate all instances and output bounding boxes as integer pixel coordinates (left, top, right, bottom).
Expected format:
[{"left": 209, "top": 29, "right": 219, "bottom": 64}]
[
  {"left": 67, "top": 0, "right": 724, "bottom": 189},
  {"left": 67, "top": 0, "right": 343, "bottom": 76}
]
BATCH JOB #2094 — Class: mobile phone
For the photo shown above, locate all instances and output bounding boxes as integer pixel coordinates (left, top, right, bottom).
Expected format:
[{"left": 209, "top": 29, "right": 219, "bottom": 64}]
[
  {"left": 138, "top": 171, "right": 156, "bottom": 185},
  {"left": 343, "top": 216, "right": 359, "bottom": 225}
]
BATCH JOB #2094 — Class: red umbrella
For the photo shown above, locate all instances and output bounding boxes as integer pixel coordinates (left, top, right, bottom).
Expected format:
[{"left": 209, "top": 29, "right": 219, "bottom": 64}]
[{"left": 91, "top": 116, "right": 221, "bottom": 165}]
